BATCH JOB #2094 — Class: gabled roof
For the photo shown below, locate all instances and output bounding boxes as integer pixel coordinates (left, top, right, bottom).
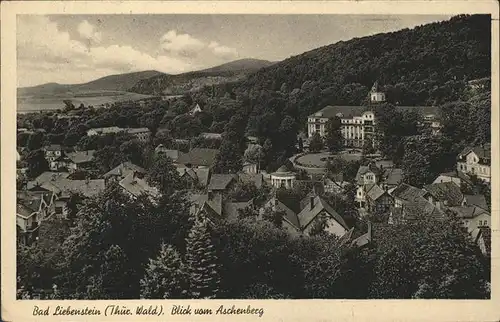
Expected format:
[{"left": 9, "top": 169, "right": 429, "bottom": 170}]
[
  {"left": 208, "top": 174, "right": 237, "bottom": 191},
  {"left": 176, "top": 148, "right": 219, "bottom": 167},
  {"left": 351, "top": 222, "right": 372, "bottom": 247},
  {"left": 27, "top": 172, "right": 70, "bottom": 189},
  {"left": 458, "top": 144, "right": 491, "bottom": 164},
  {"left": 66, "top": 150, "right": 96, "bottom": 164},
  {"left": 155, "top": 146, "right": 180, "bottom": 161},
  {"left": 402, "top": 196, "right": 445, "bottom": 220},
  {"left": 275, "top": 199, "right": 300, "bottom": 230},
  {"left": 104, "top": 161, "right": 146, "bottom": 179},
  {"left": 238, "top": 173, "right": 264, "bottom": 189},
  {"left": 189, "top": 193, "right": 223, "bottom": 217},
  {"left": 119, "top": 173, "right": 159, "bottom": 199},
  {"left": 355, "top": 164, "right": 380, "bottom": 185},
  {"left": 390, "top": 183, "right": 426, "bottom": 202},
  {"left": 41, "top": 178, "right": 105, "bottom": 198},
  {"left": 436, "top": 170, "right": 473, "bottom": 185},
  {"left": 448, "top": 205, "right": 489, "bottom": 219},
  {"left": 423, "top": 182, "right": 464, "bottom": 206},
  {"left": 464, "top": 194, "right": 488, "bottom": 210},
  {"left": 224, "top": 199, "right": 253, "bottom": 222},
  {"left": 365, "top": 184, "right": 386, "bottom": 201},
  {"left": 297, "top": 196, "right": 348, "bottom": 230}
]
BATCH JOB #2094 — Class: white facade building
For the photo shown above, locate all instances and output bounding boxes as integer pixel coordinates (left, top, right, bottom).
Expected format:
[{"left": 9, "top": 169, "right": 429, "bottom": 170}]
[{"left": 270, "top": 166, "right": 296, "bottom": 189}]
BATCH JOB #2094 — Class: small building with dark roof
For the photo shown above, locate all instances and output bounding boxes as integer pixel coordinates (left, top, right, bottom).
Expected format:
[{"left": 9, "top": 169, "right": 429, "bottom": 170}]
[{"left": 175, "top": 148, "right": 219, "bottom": 168}]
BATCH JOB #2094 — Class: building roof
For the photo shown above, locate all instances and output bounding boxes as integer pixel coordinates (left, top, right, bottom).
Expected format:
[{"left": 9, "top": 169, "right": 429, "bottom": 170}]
[
  {"left": 296, "top": 196, "right": 349, "bottom": 230},
  {"left": 44, "top": 144, "right": 63, "bottom": 151},
  {"left": 458, "top": 144, "right": 491, "bottom": 165},
  {"left": 238, "top": 173, "right": 264, "bottom": 189},
  {"left": 28, "top": 172, "right": 70, "bottom": 189},
  {"left": 176, "top": 148, "right": 219, "bottom": 167},
  {"left": 464, "top": 194, "right": 488, "bottom": 210},
  {"left": 119, "top": 173, "right": 159, "bottom": 199},
  {"left": 155, "top": 145, "right": 180, "bottom": 160},
  {"left": 355, "top": 164, "right": 380, "bottom": 185},
  {"left": 103, "top": 162, "right": 146, "bottom": 179},
  {"left": 208, "top": 174, "right": 237, "bottom": 191},
  {"left": 390, "top": 183, "right": 426, "bottom": 202},
  {"left": 40, "top": 178, "right": 105, "bottom": 198},
  {"left": 126, "top": 127, "right": 151, "bottom": 134},
  {"left": 309, "top": 105, "right": 440, "bottom": 119},
  {"left": 66, "top": 150, "right": 96, "bottom": 164},
  {"left": 189, "top": 193, "right": 223, "bottom": 217},
  {"left": 365, "top": 184, "right": 386, "bottom": 201},
  {"left": 224, "top": 200, "right": 253, "bottom": 222},
  {"left": 271, "top": 166, "right": 295, "bottom": 178},
  {"left": 200, "top": 132, "right": 223, "bottom": 140},
  {"left": 423, "top": 182, "right": 464, "bottom": 206},
  {"left": 448, "top": 205, "right": 489, "bottom": 219},
  {"left": 193, "top": 168, "right": 211, "bottom": 187},
  {"left": 351, "top": 222, "right": 372, "bottom": 247},
  {"left": 436, "top": 170, "right": 473, "bottom": 185},
  {"left": 88, "top": 126, "right": 123, "bottom": 134}
]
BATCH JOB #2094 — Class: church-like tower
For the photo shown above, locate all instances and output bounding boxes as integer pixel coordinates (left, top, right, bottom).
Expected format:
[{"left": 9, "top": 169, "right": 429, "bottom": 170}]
[{"left": 370, "top": 81, "right": 386, "bottom": 103}]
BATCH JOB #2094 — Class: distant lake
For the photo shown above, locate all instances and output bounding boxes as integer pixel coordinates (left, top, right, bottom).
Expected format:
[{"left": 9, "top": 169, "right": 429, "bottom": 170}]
[{"left": 16, "top": 91, "right": 153, "bottom": 113}]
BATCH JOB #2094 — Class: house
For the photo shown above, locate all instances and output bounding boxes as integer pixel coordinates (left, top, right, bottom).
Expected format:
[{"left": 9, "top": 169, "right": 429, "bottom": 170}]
[
  {"left": 389, "top": 183, "right": 427, "bottom": 208},
  {"left": 103, "top": 162, "right": 146, "bottom": 182},
  {"left": 365, "top": 184, "right": 393, "bottom": 214},
  {"left": 224, "top": 199, "right": 254, "bottom": 222},
  {"left": 16, "top": 191, "right": 56, "bottom": 245},
  {"left": 296, "top": 196, "right": 350, "bottom": 237},
  {"left": 464, "top": 194, "right": 488, "bottom": 210},
  {"left": 355, "top": 163, "right": 381, "bottom": 207},
  {"left": 27, "top": 172, "right": 70, "bottom": 190},
  {"left": 270, "top": 166, "right": 296, "bottom": 189},
  {"left": 448, "top": 205, "right": 490, "bottom": 233},
  {"left": 456, "top": 144, "right": 491, "bottom": 182},
  {"left": 65, "top": 150, "right": 96, "bottom": 172},
  {"left": 200, "top": 132, "right": 223, "bottom": 140},
  {"left": 125, "top": 128, "right": 151, "bottom": 143},
  {"left": 155, "top": 145, "right": 180, "bottom": 161},
  {"left": 422, "top": 182, "right": 465, "bottom": 210},
  {"left": 242, "top": 162, "right": 258, "bottom": 174},
  {"left": 87, "top": 126, "right": 124, "bottom": 136},
  {"left": 433, "top": 170, "right": 472, "bottom": 188},
  {"left": 208, "top": 174, "right": 238, "bottom": 193},
  {"left": 189, "top": 103, "right": 203, "bottom": 116},
  {"left": 175, "top": 148, "right": 219, "bottom": 168},
  {"left": 261, "top": 197, "right": 303, "bottom": 236},
  {"left": 43, "top": 144, "right": 64, "bottom": 167},
  {"left": 238, "top": 173, "right": 264, "bottom": 189},
  {"left": 471, "top": 227, "right": 491, "bottom": 257},
  {"left": 176, "top": 166, "right": 211, "bottom": 189},
  {"left": 189, "top": 192, "right": 223, "bottom": 223},
  {"left": 323, "top": 174, "right": 349, "bottom": 194},
  {"left": 388, "top": 196, "right": 445, "bottom": 225},
  {"left": 370, "top": 81, "right": 386, "bottom": 103},
  {"left": 119, "top": 172, "right": 160, "bottom": 201},
  {"left": 350, "top": 222, "right": 373, "bottom": 248}
]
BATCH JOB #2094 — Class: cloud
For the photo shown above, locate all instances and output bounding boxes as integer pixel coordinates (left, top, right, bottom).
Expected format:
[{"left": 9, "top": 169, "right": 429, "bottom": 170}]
[
  {"left": 160, "top": 30, "right": 206, "bottom": 57},
  {"left": 16, "top": 16, "right": 240, "bottom": 86},
  {"left": 77, "top": 20, "right": 102, "bottom": 44},
  {"left": 160, "top": 30, "right": 239, "bottom": 59},
  {"left": 208, "top": 41, "right": 239, "bottom": 59}
]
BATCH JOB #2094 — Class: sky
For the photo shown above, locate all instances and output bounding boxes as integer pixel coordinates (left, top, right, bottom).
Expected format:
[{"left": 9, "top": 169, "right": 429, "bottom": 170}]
[{"left": 17, "top": 14, "right": 452, "bottom": 87}]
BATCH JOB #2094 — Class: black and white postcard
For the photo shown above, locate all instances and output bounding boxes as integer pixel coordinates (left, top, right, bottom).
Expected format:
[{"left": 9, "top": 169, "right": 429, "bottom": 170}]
[{"left": 1, "top": 1, "right": 499, "bottom": 321}]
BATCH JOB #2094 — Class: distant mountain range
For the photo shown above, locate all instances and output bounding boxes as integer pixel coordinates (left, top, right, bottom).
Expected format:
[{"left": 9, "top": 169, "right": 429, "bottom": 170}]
[{"left": 18, "top": 58, "right": 275, "bottom": 97}]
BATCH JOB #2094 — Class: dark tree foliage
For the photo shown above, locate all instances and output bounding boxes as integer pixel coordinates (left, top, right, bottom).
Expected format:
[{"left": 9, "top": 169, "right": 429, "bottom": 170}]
[
  {"left": 324, "top": 117, "right": 343, "bottom": 152},
  {"left": 25, "top": 149, "right": 49, "bottom": 178},
  {"left": 309, "top": 132, "right": 323, "bottom": 153}
]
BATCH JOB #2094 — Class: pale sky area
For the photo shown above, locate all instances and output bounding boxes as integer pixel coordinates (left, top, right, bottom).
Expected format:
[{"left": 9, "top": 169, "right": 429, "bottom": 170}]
[{"left": 17, "top": 14, "right": 452, "bottom": 87}]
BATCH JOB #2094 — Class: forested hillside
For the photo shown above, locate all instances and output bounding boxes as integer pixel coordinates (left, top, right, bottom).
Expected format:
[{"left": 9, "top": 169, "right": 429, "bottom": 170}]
[{"left": 129, "top": 59, "right": 274, "bottom": 95}]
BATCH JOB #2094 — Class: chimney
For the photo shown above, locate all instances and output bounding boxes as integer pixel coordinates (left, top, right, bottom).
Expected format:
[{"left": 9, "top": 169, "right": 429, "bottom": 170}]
[{"left": 310, "top": 196, "right": 315, "bottom": 209}]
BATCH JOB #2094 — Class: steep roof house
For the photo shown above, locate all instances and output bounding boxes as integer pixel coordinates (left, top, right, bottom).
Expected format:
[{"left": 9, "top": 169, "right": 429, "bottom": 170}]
[
  {"left": 175, "top": 148, "right": 219, "bottom": 168},
  {"left": 103, "top": 162, "right": 146, "bottom": 181}
]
